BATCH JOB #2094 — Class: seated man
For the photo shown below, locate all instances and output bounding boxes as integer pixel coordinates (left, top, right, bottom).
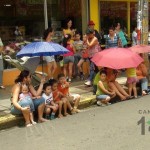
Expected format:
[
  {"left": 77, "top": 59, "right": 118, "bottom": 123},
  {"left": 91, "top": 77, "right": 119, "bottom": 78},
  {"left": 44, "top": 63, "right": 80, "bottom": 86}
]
[{"left": 136, "top": 62, "right": 150, "bottom": 95}]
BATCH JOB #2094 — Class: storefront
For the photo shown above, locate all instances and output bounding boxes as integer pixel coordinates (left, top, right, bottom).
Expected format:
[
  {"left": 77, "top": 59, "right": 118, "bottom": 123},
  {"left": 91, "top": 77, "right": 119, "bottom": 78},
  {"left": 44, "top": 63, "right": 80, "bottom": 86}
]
[
  {"left": 0, "top": 0, "right": 89, "bottom": 86},
  {"left": 89, "top": 0, "right": 150, "bottom": 38},
  {"left": 0, "top": 0, "right": 85, "bottom": 42}
]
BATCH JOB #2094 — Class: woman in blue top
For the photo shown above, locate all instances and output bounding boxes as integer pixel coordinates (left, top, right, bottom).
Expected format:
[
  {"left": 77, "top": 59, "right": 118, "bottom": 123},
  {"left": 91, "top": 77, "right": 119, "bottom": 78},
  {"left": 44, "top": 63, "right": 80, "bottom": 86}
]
[{"left": 114, "top": 23, "right": 128, "bottom": 47}]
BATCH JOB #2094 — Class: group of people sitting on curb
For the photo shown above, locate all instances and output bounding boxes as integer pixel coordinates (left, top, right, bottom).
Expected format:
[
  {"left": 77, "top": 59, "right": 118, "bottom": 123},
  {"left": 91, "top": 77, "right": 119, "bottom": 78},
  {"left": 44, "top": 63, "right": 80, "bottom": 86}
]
[
  {"left": 11, "top": 70, "right": 80, "bottom": 127},
  {"left": 10, "top": 58, "right": 150, "bottom": 127},
  {"left": 9, "top": 20, "right": 150, "bottom": 127},
  {"left": 94, "top": 62, "right": 150, "bottom": 106}
]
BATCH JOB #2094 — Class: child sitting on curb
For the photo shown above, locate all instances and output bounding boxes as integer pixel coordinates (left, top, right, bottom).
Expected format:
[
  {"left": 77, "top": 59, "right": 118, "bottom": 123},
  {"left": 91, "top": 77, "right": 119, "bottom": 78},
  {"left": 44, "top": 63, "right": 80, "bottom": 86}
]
[
  {"left": 96, "top": 70, "right": 116, "bottom": 106},
  {"left": 49, "top": 79, "right": 75, "bottom": 118},
  {"left": 19, "top": 84, "right": 37, "bottom": 126},
  {"left": 57, "top": 73, "right": 81, "bottom": 113},
  {"left": 42, "top": 83, "right": 58, "bottom": 120}
]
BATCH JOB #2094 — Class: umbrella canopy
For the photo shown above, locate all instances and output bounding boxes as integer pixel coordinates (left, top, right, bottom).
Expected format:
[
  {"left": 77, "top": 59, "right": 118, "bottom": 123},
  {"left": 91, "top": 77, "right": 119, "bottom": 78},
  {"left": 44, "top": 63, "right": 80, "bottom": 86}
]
[
  {"left": 91, "top": 48, "right": 143, "bottom": 69},
  {"left": 16, "top": 42, "right": 68, "bottom": 58},
  {"left": 128, "top": 45, "right": 150, "bottom": 53}
]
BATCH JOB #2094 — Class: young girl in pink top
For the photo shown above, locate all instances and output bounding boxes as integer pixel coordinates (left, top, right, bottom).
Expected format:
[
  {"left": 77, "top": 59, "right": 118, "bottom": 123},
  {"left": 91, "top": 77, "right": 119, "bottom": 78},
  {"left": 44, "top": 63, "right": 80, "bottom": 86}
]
[{"left": 63, "top": 34, "right": 76, "bottom": 82}]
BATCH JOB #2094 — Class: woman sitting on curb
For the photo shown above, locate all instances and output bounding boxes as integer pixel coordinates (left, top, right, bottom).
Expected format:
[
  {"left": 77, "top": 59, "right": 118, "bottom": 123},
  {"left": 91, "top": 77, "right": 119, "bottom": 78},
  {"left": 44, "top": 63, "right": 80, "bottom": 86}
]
[
  {"left": 136, "top": 62, "right": 150, "bottom": 95},
  {"left": 106, "top": 68, "right": 130, "bottom": 101},
  {"left": 11, "top": 70, "right": 47, "bottom": 127}
]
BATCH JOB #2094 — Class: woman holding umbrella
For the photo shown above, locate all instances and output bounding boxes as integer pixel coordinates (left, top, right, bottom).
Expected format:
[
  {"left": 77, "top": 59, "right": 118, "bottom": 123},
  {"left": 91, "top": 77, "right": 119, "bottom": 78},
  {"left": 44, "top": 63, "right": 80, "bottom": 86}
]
[
  {"left": 43, "top": 28, "right": 57, "bottom": 80},
  {"left": 11, "top": 70, "right": 47, "bottom": 127}
]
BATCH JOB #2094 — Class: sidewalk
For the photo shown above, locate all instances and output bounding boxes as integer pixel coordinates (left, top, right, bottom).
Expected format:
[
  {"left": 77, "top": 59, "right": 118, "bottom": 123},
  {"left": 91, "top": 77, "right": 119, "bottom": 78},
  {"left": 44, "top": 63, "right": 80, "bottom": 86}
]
[
  {"left": 0, "top": 77, "right": 128, "bottom": 130},
  {"left": 0, "top": 80, "right": 96, "bottom": 130}
]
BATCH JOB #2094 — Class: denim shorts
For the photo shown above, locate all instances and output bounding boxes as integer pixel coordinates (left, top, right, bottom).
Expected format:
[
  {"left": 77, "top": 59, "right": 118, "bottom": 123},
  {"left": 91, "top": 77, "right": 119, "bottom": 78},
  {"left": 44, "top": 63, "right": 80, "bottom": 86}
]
[
  {"left": 32, "top": 97, "right": 45, "bottom": 110},
  {"left": 11, "top": 97, "right": 45, "bottom": 115},
  {"left": 63, "top": 56, "right": 74, "bottom": 64},
  {"left": 11, "top": 97, "right": 35, "bottom": 115},
  {"left": 96, "top": 94, "right": 110, "bottom": 100}
]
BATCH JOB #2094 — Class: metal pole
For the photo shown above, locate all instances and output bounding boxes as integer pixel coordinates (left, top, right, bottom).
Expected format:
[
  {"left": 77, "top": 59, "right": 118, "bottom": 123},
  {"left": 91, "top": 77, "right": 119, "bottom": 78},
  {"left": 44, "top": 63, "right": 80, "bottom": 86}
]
[
  {"left": 137, "top": 0, "right": 149, "bottom": 78},
  {"left": 44, "top": 0, "right": 48, "bottom": 29}
]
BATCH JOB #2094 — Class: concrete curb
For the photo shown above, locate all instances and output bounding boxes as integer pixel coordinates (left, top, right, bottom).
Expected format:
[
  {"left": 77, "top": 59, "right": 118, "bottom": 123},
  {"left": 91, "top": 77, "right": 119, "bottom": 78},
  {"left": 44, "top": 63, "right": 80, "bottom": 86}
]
[
  {"left": 0, "top": 96, "right": 96, "bottom": 130},
  {"left": 0, "top": 114, "right": 24, "bottom": 130}
]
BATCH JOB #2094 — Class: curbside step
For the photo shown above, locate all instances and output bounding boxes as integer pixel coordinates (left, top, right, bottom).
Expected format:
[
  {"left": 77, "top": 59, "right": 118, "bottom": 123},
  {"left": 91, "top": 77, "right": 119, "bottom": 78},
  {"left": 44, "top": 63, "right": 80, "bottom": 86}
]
[
  {"left": 0, "top": 96, "right": 96, "bottom": 130},
  {"left": 0, "top": 114, "right": 24, "bottom": 130}
]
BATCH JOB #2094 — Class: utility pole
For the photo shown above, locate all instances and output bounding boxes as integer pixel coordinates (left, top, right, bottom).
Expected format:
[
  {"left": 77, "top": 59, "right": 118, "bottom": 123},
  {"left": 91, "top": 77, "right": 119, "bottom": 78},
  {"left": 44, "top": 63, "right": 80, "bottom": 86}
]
[
  {"left": 44, "top": 0, "right": 48, "bottom": 29},
  {"left": 137, "top": 0, "right": 149, "bottom": 72}
]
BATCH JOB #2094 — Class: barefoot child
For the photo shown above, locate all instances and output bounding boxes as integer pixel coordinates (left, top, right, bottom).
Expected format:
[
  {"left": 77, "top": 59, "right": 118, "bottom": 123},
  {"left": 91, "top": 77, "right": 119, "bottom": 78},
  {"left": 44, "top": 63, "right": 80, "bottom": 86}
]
[
  {"left": 96, "top": 70, "right": 116, "bottom": 106},
  {"left": 126, "top": 68, "right": 138, "bottom": 98},
  {"left": 49, "top": 79, "right": 74, "bottom": 118},
  {"left": 19, "top": 84, "right": 37, "bottom": 126},
  {"left": 42, "top": 83, "right": 58, "bottom": 120},
  {"left": 57, "top": 73, "right": 80, "bottom": 113}
]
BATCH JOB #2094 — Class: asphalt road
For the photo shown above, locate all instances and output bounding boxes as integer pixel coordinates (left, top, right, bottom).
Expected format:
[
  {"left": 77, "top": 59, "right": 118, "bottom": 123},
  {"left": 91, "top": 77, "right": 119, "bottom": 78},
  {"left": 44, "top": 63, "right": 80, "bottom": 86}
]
[{"left": 0, "top": 95, "right": 150, "bottom": 150}]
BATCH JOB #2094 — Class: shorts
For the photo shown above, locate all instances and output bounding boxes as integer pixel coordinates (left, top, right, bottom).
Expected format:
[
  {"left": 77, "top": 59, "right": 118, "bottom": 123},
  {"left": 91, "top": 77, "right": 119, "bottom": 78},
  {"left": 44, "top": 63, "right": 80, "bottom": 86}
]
[
  {"left": 67, "top": 93, "right": 80, "bottom": 102},
  {"left": 127, "top": 77, "right": 138, "bottom": 84},
  {"left": 11, "top": 97, "right": 35, "bottom": 115},
  {"left": 44, "top": 56, "right": 55, "bottom": 63},
  {"left": 96, "top": 94, "right": 110, "bottom": 100},
  {"left": 32, "top": 97, "right": 45, "bottom": 110},
  {"left": 63, "top": 56, "right": 74, "bottom": 64}
]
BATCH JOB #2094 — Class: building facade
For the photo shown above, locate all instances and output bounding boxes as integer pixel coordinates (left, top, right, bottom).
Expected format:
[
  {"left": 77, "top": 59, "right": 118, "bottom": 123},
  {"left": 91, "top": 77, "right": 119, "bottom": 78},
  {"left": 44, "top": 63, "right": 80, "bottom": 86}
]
[
  {"left": 0, "top": 0, "right": 89, "bottom": 42},
  {"left": 2, "top": 0, "right": 150, "bottom": 85},
  {"left": 89, "top": 0, "right": 150, "bottom": 37}
]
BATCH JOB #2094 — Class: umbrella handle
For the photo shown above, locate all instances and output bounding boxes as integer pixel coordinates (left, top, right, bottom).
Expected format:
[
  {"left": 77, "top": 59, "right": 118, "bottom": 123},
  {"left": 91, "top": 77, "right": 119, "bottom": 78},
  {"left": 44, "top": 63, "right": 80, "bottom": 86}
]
[{"left": 40, "top": 56, "right": 44, "bottom": 74}]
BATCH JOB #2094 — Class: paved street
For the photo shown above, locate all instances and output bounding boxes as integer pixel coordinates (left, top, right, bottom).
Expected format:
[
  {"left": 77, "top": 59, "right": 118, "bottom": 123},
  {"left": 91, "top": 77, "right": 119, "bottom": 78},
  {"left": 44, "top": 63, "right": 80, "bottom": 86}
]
[{"left": 0, "top": 95, "right": 150, "bottom": 150}]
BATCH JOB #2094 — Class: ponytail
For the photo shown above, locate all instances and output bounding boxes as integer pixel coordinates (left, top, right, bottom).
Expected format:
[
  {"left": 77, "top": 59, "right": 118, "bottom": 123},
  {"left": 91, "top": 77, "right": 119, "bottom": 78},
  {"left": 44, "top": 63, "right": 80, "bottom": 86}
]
[{"left": 15, "top": 70, "right": 30, "bottom": 83}]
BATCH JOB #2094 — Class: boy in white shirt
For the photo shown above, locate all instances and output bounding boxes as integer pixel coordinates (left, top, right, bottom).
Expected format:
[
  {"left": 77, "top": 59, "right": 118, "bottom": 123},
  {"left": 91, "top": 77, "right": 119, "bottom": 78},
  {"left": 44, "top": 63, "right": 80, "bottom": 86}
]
[{"left": 42, "top": 83, "right": 58, "bottom": 120}]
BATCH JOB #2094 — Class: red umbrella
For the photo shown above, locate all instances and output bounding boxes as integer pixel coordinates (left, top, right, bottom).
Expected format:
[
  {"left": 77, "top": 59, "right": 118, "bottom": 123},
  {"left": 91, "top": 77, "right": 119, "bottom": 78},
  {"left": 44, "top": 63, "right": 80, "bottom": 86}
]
[
  {"left": 128, "top": 45, "right": 150, "bottom": 53},
  {"left": 91, "top": 48, "right": 143, "bottom": 69}
]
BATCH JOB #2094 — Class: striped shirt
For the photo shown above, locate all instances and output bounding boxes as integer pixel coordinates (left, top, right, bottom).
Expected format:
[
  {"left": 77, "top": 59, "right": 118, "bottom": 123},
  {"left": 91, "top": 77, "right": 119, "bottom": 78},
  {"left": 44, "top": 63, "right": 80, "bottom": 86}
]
[{"left": 105, "top": 34, "right": 119, "bottom": 49}]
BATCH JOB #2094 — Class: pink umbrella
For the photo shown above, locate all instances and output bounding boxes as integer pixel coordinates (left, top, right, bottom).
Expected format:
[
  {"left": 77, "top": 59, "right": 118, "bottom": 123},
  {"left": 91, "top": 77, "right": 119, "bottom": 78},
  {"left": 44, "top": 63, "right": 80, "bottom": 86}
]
[
  {"left": 128, "top": 45, "right": 150, "bottom": 53},
  {"left": 91, "top": 48, "right": 143, "bottom": 69}
]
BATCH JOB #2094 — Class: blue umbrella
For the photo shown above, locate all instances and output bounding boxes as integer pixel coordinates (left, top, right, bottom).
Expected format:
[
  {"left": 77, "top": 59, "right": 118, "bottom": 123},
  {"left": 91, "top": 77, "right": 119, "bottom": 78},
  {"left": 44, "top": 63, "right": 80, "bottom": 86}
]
[
  {"left": 16, "top": 41, "right": 68, "bottom": 58},
  {"left": 16, "top": 41, "right": 68, "bottom": 73}
]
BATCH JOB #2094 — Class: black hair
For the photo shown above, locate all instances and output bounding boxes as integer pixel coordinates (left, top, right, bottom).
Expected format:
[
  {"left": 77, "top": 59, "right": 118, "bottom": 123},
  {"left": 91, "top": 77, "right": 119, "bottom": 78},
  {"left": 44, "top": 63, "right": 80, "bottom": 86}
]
[
  {"left": 75, "top": 30, "right": 81, "bottom": 36},
  {"left": 43, "top": 27, "right": 53, "bottom": 40},
  {"left": 132, "top": 25, "right": 137, "bottom": 31},
  {"left": 86, "top": 28, "right": 94, "bottom": 34},
  {"left": 64, "top": 18, "right": 73, "bottom": 29},
  {"left": 109, "top": 27, "right": 114, "bottom": 31},
  {"left": 49, "top": 79, "right": 57, "bottom": 86},
  {"left": 100, "top": 70, "right": 107, "bottom": 76},
  {"left": 62, "top": 34, "right": 71, "bottom": 48},
  {"left": 114, "top": 22, "right": 122, "bottom": 29},
  {"left": 15, "top": 70, "right": 30, "bottom": 83},
  {"left": 43, "top": 82, "right": 51, "bottom": 91},
  {"left": 57, "top": 73, "right": 65, "bottom": 79}
]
